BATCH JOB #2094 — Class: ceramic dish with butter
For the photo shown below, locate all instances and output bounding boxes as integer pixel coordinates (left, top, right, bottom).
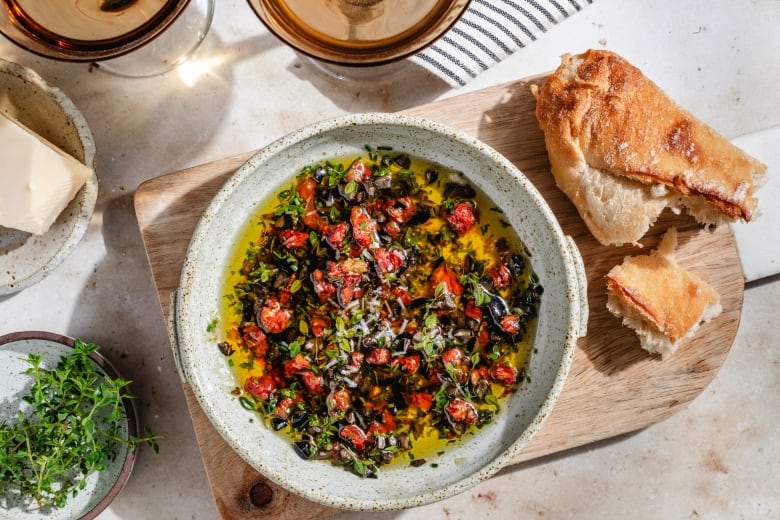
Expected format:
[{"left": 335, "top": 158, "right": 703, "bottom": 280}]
[
  {"left": 172, "top": 113, "right": 588, "bottom": 510},
  {"left": 0, "top": 331, "right": 137, "bottom": 520},
  {"left": 0, "top": 59, "right": 98, "bottom": 296}
]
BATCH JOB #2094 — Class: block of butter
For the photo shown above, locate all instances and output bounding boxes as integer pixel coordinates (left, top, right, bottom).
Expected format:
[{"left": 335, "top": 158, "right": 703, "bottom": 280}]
[{"left": 0, "top": 111, "right": 93, "bottom": 235}]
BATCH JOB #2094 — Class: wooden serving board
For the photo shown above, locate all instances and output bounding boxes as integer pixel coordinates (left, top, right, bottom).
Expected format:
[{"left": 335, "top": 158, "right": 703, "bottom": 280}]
[{"left": 134, "top": 75, "right": 744, "bottom": 520}]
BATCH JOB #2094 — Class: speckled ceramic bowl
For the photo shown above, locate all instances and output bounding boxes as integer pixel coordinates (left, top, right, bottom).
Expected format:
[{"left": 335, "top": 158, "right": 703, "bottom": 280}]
[
  {"left": 0, "top": 331, "right": 137, "bottom": 520},
  {"left": 173, "top": 113, "right": 588, "bottom": 511},
  {"left": 0, "top": 59, "right": 98, "bottom": 295}
]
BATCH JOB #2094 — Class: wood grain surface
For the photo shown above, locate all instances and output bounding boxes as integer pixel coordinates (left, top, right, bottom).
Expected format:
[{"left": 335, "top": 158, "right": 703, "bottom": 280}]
[{"left": 134, "top": 75, "right": 745, "bottom": 519}]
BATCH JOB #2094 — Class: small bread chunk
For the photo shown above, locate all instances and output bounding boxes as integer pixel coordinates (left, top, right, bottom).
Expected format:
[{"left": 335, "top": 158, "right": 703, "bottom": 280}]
[
  {"left": 533, "top": 49, "right": 767, "bottom": 246},
  {"left": 605, "top": 228, "right": 722, "bottom": 357}
]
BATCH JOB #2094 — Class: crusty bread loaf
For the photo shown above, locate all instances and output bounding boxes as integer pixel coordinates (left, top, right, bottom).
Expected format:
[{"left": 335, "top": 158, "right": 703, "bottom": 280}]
[
  {"left": 605, "top": 228, "right": 722, "bottom": 357},
  {"left": 533, "top": 49, "right": 767, "bottom": 246}
]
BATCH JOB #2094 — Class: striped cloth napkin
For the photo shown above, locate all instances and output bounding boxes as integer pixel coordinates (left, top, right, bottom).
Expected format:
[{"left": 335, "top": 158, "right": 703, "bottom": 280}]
[{"left": 411, "top": 0, "right": 594, "bottom": 87}]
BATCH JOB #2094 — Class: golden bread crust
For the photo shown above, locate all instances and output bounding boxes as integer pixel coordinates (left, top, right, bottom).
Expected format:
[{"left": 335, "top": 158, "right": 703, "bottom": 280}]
[
  {"left": 605, "top": 229, "right": 720, "bottom": 345},
  {"left": 535, "top": 49, "right": 766, "bottom": 227}
]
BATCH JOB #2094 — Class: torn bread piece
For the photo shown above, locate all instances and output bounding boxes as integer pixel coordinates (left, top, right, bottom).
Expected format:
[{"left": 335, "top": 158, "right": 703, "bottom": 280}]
[
  {"left": 533, "top": 49, "right": 767, "bottom": 246},
  {"left": 605, "top": 228, "right": 722, "bottom": 357}
]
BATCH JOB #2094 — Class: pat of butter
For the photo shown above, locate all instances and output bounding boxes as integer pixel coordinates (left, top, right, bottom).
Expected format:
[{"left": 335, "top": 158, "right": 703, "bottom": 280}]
[{"left": 0, "top": 111, "right": 93, "bottom": 235}]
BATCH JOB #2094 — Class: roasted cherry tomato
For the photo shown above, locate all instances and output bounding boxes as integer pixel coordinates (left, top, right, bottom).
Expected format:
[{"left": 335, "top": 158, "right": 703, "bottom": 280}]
[
  {"left": 339, "top": 424, "right": 367, "bottom": 451},
  {"left": 258, "top": 297, "right": 292, "bottom": 334},
  {"left": 444, "top": 398, "right": 478, "bottom": 426},
  {"left": 350, "top": 206, "right": 378, "bottom": 247},
  {"left": 445, "top": 201, "right": 477, "bottom": 235},
  {"left": 244, "top": 374, "right": 276, "bottom": 400}
]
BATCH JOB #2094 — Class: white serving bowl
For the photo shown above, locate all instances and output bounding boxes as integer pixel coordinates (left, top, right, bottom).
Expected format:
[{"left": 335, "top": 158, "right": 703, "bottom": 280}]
[{"left": 172, "top": 113, "right": 588, "bottom": 511}]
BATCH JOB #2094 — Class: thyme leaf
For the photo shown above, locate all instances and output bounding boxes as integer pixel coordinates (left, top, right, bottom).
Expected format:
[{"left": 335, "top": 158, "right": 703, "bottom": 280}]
[{"left": 0, "top": 339, "right": 161, "bottom": 509}]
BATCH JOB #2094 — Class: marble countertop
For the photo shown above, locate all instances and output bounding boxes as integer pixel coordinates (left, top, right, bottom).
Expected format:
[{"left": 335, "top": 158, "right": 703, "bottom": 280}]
[{"left": 1, "top": 0, "right": 778, "bottom": 518}]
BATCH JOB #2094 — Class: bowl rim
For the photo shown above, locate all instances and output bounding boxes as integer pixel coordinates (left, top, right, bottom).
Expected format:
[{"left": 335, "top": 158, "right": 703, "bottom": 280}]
[
  {"left": 176, "top": 112, "right": 584, "bottom": 510},
  {"left": 0, "top": 58, "right": 98, "bottom": 296},
  {"left": 0, "top": 330, "right": 138, "bottom": 519}
]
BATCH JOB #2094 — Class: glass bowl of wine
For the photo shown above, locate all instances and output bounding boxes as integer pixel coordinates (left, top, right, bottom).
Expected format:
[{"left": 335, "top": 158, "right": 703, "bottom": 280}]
[
  {"left": 0, "top": 0, "right": 214, "bottom": 77},
  {"left": 247, "top": 0, "right": 470, "bottom": 69}
]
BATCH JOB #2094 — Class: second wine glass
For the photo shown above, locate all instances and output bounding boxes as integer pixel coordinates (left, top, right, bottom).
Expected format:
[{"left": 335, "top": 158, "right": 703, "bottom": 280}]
[{"left": 247, "top": 0, "right": 470, "bottom": 80}]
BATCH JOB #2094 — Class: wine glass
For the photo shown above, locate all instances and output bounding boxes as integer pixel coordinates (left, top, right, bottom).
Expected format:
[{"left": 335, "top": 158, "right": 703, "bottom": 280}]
[
  {"left": 246, "top": 0, "right": 469, "bottom": 81},
  {"left": 0, "top": 0, "right": 214, "bottom": 78}
]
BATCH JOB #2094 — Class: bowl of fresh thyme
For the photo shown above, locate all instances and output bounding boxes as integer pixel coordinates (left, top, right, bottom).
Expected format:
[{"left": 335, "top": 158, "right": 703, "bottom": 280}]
[{"left": 0, "top": 331, "right": 159, "bottom": 520}]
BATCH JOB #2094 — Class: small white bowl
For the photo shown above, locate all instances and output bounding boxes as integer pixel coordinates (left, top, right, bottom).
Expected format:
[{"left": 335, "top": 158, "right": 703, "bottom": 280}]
[
  {"left": 173, "top": 113, "right": 588, "bottom": 511},
  {"left": 0, "top": 59, "right": 98, "bottom": 295},
  {"left": 0, "top": 331, "right": 138, "bottom": 520}
]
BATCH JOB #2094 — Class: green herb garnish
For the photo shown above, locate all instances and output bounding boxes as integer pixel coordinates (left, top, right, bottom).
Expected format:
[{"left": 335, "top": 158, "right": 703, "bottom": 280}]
[{"left": 0, "top": 339, "right": 160, "bottom": 509}]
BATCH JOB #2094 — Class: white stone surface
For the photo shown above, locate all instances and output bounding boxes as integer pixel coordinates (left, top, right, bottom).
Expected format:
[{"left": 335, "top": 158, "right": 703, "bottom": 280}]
[{"left": 0, "top": 0, "right": 778, "bottom": 519}]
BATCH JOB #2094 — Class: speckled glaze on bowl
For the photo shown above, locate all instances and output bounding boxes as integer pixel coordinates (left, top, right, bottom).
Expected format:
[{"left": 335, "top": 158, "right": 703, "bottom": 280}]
[
  {"left": 0, "top": 59, "right": 98, "bottom": 295},
  {"left": 173, "top": 113, "right": 588, "bottom": 511},
  {"left": 0, "top": 331, "right": 138, "bottom": 520}
]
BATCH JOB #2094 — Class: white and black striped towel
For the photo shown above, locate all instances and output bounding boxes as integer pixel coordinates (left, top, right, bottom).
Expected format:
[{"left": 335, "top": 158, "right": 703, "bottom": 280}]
[{"left": 411, "top": 0, "right": 594, "bottom": 87}]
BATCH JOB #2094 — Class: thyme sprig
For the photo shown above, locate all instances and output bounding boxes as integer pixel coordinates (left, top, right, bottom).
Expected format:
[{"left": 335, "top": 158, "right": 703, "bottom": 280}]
[{"left": 0, "top": 339, "right": 160, "bottom": 509}]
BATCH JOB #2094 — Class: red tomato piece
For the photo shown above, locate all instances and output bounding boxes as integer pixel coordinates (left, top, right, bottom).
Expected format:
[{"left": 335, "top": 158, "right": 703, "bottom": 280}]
[
  {"left": 373, "top": 247, "right": 406, "bottom": 275},
  {"left": 367, "top": 408, "right": 397, "bottom": 440},
  {"left": 379, "top": 407, "right": 396, "bottom": 431},
  {"left": 258, "top": 297, "right": 293, "bottom": 334},
  {"left": 390, "top": 285, "right": 412, "bottom": 306},
  {"left": 391, "top": 353, "right": 421, "bottom": 373},
  {"left": 487, "top": 263, "right": 512, "bottom": 289},
  {"left": 283, "top": 352, "right": 311, "bottom": 378},
  {"left": 296, "top": 177, "right": 327, "bottom": 231},
  {"left": 366, "top": 348, "right": 391, "bottom": 365},
  {"left": 445, "top": 201, "right": 477, "bottom": 235},
  {"left": 349, "top": 351, "right": 365, "bottom": 367},
  {"left": 310, "top": 269, "right": 336, "bottom": 302},
  {"left": 300, "top": 369, "right": 323, "bottom": 394},
  {"left": 469, "top": 365, "right": 490, "bottom": 387},
  {"left": 241, "top": 323, "right": 268, "bottom": 357},
  {"left": 274, "top": 396, "right": 294, "bottom": 419},
  {"left": 310, "top": 316, "right": 330, "bottom": 337},
  {"left": 279, "top": 229, "right": 309, "bottom": 249},
  {"left": 336, "top": 285, "right": 356, "bottom": 306},
  {"left": 384, "top": 220, "right": 401, "bottom": 239},
  {"left": 339, "top": 424, "right": 368, "bottom": 451},
  {"left": 490, "top": 362, "right": 518, "bottom": 385},
  {"left": 296, "top": 177, "right": 317, "bottom": 201},
  {"left": 407, "top": 391, "right": 433, "bottom": 412},
  {"left": 326, "top": 221, "right": 349, "bottom": 249},
  {"left": 244, "top": 374, "right": 276, "bottom": 400},
  {"left": 441, "top": 347, "right": 464, "bottom": 366},
  {"left": 350, "top": 206, "right": 378, "bottom": 247},
  {"left": 430, "top": 264, "right": 463, "bottom": 296},
  {"left": 477, "top": 324, "right": 490, "bottom": 348},
  {"left": 326, "top": 259, "right": 367, "bottom": 285},
  {"left": 366, "top": 421, "right": 387, "bottom": 440},
  {"left": 384, "top": 196, "right": 416, "bottom": 223},
  {"left": 327, "top": 388, "right": 352, "bottom": 413},
  {"left": 499, "top": 314, "right": 521, "bottom": 335},
  {"left": 444, "top": 397, "right": 478, "bottom": 426},
  {"left": 464, "top": 299, "right": 482, "bottom": 320},
  {"left": 346, "top": 160, "right": 370, "bottom": 183},
  {"left": 326, "top": 258, "right": 367, "bottom": 306},
  {"left": 279, "top": 273, "right": 297, "bottom": 305}
]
